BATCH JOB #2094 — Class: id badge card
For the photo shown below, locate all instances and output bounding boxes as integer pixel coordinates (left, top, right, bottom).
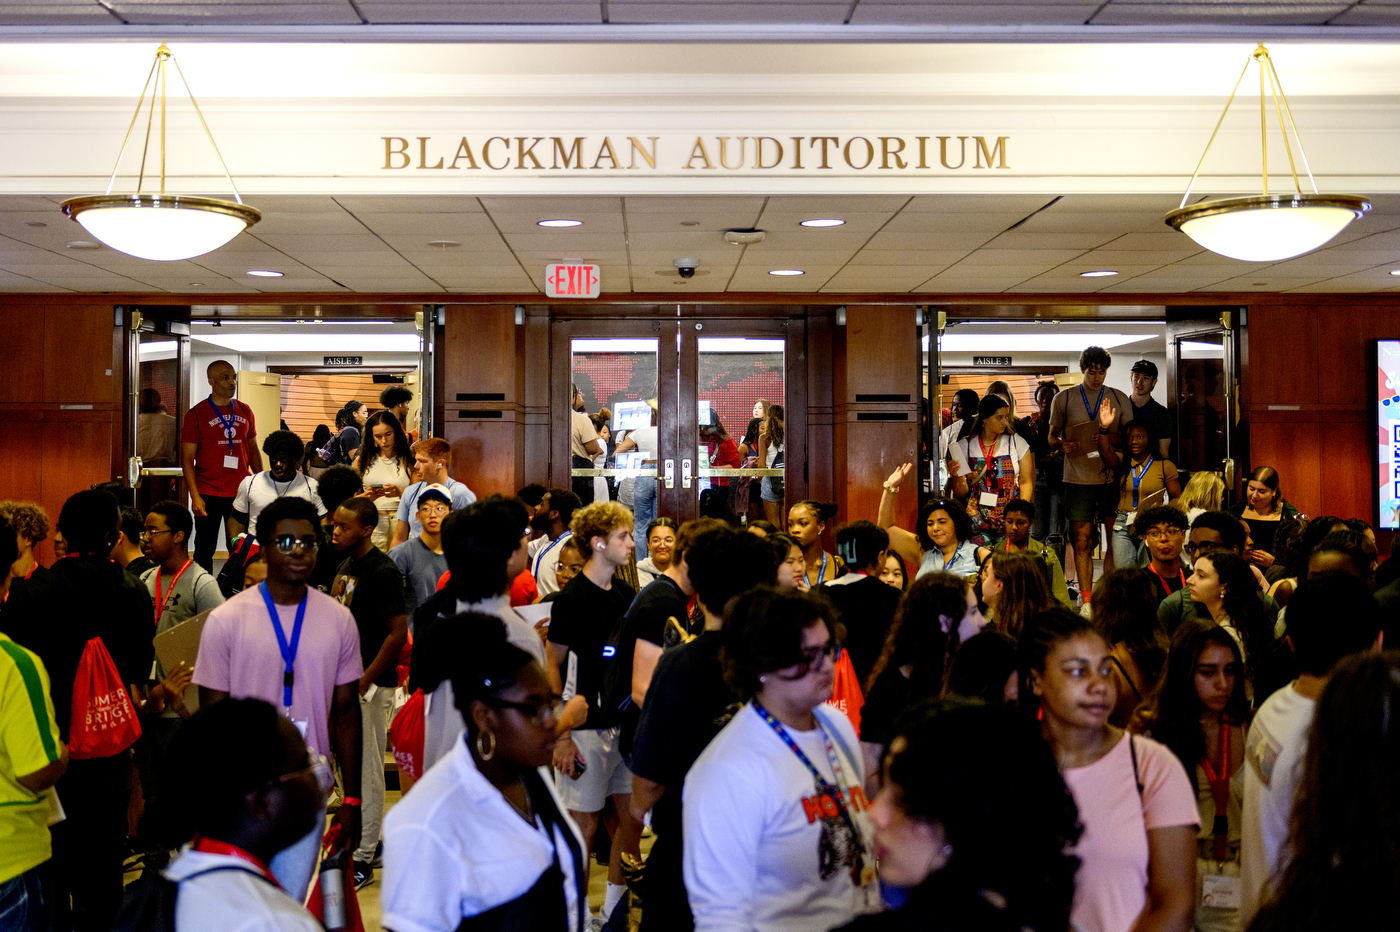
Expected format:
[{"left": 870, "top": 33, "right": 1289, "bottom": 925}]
[
  {"left": 288, "top": 716, "right": 310, "bottom": 740},
  {"left": 979, "top": 491, "right": 1000, "bottom": 507},
  {"left": 1201, "top": 873, "right": 1241, "bottom": 909},
  {"left": 223, "top": 454, "right": 241, "bottom": 469}
]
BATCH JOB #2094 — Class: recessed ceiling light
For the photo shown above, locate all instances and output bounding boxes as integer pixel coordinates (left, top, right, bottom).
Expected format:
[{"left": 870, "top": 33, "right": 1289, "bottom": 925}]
[
  {"left": 65, "top": 240, "right": 100, "bottom": 250},
  {"left": 1080, "top": 270, "right": 1119, "bottom": 278},
  {"left": 1391, "top": 270, "right": 1400, "bottom": 276},
  {"left": 800, "top": 218, "right": 845, "bottom": 228},
  {"left": 538, "top": 219, "right": 582, "bottom": 228},
  {"left": 769, "top": 269, "right": 805, "bottom": 276},
  {"left": 680, "top": 221, "right": 700, "bottom": 227},
  {"left": 247, "top": 270, "right": 283, "bottom": 278},
  {"left": 428, "top": 240, "right": 460, "bottom": 248},
  {"left": 25, "top": 221, "right": 46, "bottom": 228},
  {"left": 188, "top": 282, "right": 205, "bottom": 287}
]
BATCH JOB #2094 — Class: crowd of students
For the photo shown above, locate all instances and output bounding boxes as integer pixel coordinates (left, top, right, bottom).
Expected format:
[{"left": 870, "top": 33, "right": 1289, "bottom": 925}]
[{"left": 2, "top": 355, "right": 1399, "bottom": 932}]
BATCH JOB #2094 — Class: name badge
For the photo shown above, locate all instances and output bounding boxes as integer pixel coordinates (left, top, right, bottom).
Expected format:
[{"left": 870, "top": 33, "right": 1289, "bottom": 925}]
[
  {"left": 223, "top": 455, "right": 241, "bottom": 469},
  {"left": 1201, "top": 873, "right": 1241, "bottom": 909},
  {"left": 979, "top": 491, "right": 1000, "bottom": 507}
]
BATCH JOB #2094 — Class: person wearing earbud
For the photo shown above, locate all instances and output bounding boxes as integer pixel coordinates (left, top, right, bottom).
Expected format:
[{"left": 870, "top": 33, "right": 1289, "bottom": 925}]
[{"left": 0, "top": 488, "right": 155, "bottom": 932}]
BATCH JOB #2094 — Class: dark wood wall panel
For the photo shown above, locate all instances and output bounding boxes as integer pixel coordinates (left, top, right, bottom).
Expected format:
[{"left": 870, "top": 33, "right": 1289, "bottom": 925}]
[
  {"left": 438, "top": 304, "right": 529, "bottom": 497},
  {"left": 0, "top": 308, "right": 45, "bottom": 404},
  {"left": 442, "top": 417, "right": 522, "bottom": 501},
  {"left": 1242, "top": 306, "right": 1319, "bottom": 406},
  {"left": 44, "top": 305, "right": 121, "bottom": 405}
]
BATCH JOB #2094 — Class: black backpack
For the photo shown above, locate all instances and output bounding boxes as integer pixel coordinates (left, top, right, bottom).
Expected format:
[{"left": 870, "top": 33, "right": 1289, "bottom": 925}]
[
  {"left": 112, "top": 866, "right": 263, "bottom": 932},
  {"left": 215, "top": 533, "right": 260, "bottom": 598},
  {"left": 595, "top": 598, "right": 640, "bottom": 728}
]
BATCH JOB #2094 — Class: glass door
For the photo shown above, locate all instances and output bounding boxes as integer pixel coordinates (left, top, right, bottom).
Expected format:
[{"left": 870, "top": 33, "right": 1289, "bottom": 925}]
[
  {"left": 1167, "top": 312, "right": 1239, "bottom": 501},
  {"left": 130, "top": 316, "right": 193, "bottom": 514}
]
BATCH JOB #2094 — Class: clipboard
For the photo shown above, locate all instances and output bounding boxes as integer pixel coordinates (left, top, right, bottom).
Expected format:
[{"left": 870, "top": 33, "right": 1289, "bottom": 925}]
[
  {"left": 1064, "top": 420, "right": 1102, "bottom": 455},
  {"left": 516, "top": 602, "right": 554, "bottom": 628},
  {"left": 152, "top": 608, "right": 212, "bottom": 713},
  {"left": 1135, "top": 487, "right": 1168, "bottom": 511}
]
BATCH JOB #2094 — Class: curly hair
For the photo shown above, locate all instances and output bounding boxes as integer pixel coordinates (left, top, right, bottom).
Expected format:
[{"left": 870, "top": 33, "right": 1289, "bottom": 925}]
[
  {"left": 1138, "top": 621, "right": 1248, "bottom": 777},
  {"left": 0, "top": 501, "right": 50, "bottom": 545},
  {"left": 721, "top": 586, "right": 842, "bottom": 699},
  {"left": 261, "top": 429, "right": 305, "bottom": 465},
  {"left": 917, "top": 498, "right": 974, "bottom": 552},
  {"left": 570, "top": 500, "right": 634, "bottom": 550},
  {"left": 1250, "top": 651, "right": 1400, "bottom": 932},
  {"left": 882, "top": 699, "right": 1082, "bottom": 932},
  {"left": 1079, "top": 346, "right": 1112, "bottom": 372}
]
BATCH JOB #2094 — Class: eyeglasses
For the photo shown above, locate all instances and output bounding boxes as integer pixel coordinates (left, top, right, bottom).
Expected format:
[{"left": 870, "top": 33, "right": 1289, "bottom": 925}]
[
  {"left": 485, "top": 696, "right": 564, "bottom": 727},
  {"left": 1144, "top": 528, "right": 1185, "bottom": 541},
  {"left": 417, "top": 503, "right": 449, "bottom": 516},
  {"left": 1183, "top": 542, "right": 1226, "bottom": 558},
  {"left": 276, "top": 754, "right": 335, "bottom": 795},
  {"left": 272, "top": 535, "right": 319, "bottom": 555},
  {"left": 139, "top": 529, "right": 173, "bottom": 541},
  {"left": 788, "top": 641, "right": 843, "bottom": 677}
]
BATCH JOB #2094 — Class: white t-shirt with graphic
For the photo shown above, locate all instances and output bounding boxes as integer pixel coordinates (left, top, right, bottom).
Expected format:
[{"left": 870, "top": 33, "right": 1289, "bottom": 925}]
[{"left": 683, "top": 702, "right": 879, "bottom": 932}]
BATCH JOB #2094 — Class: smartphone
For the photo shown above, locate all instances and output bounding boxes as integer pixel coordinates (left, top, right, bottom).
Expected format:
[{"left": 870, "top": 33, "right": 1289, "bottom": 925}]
[{"left": 568, "top": 755, "right": 588, "bottom": 780}]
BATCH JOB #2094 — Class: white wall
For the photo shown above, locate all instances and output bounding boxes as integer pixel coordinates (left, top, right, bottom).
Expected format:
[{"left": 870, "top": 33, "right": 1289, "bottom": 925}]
[{"left": 934, "top": 351, "right": 1171, "bottom": 406}]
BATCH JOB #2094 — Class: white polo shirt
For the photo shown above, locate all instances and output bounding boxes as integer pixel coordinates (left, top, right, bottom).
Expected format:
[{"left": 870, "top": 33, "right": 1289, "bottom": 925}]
[
  {"left": 163, "top": 849, "right": 321, "bottom": 932},
  {"left": 382, "top": 737, "right": 586, "bottom": 932}
]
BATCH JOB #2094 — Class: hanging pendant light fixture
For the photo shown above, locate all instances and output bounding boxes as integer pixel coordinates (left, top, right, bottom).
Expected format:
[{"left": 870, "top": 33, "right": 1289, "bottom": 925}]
[
  {"left": 1165, "top": 44, "right": 1369, "bottom": 262},
  {"left": 60, "top": 44, "right": 260, "bottom": 261}
]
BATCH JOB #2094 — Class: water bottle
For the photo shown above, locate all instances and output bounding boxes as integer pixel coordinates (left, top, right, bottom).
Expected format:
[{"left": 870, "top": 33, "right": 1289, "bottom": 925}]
[{"left": 319, "top": 849, "right": 348, "bottom": 931}]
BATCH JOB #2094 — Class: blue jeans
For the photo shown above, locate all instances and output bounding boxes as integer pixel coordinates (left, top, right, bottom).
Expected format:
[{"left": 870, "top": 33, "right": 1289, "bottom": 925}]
[
  {"left": 0, "top": 863, "right": 51, "bottom": 932},
  {"left": 1032, "top": 468, "right": 1065, "bottom": 566},
  {"left": 632, "top": 479, "right": 657, "bottom": 559},
  {"left": 1111, "top": 510, "right": 1147, "bottom": 569}
]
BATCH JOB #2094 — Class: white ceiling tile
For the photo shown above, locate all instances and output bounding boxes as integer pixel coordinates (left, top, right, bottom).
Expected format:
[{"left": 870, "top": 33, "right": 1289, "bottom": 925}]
[
  {"left": 854, "top": 3, "right": 1100, "bottom": 25},
  {"left": 986, "top": 231, "right": 1122, "bottom": 250},
  {"left": 250, "top": 212, "right": 369, "bottom": 235},
  {"left": 357, "top": 2, "right": 601, "bottom": 24},
  {"left": 819, "top": 269, "right": 933, "bottom": 291},
  {"left": 846, "top": 249, "right": 971, "bottom": 267},
  {"left": 115, "top": 3, "right": 363, "bottom": 24},
  {"left": 608, "top": 3, "right": 849, "bottom": 24},
  {"left": 881, "top": 211, "right": 1039, "bottom": 234},
  {"left": 761, "top": 196, "right": 911, "bottom": 214},
  {"left": 623, "top": 196, "right": 767, "bottom": 215},
  {"left": 1092, "top": 3, "right": 1348, "bottom": 25},
  {"left": 904, "top": 195, "right": 1058, "bottom": 214},
  {"left": 354, "top": 213, "right": 500, "bottom": 237}
]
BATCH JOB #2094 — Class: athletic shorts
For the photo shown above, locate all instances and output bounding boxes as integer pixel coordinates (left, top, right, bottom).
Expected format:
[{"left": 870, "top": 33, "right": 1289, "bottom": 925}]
[
  {"left": 555, "top": 726, "right": 633, "bottom": 813},
  {"left": 1063, "top": 482, "right": 1119, "bottom": 525}
]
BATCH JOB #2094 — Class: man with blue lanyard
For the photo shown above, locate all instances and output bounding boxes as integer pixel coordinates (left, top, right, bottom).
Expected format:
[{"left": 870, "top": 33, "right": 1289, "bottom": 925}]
[
  {"left": 194, "top": 495, "right": 364, "bottom": 902},
  {"left": 180, "top": 360, "right": 263, "bottom": 573},
  {"left": 1047, "top": 346, "right": 1132, "bottom": 607},
  {"left": 527, "top": 488, "right": 583, "bottom": 598}
]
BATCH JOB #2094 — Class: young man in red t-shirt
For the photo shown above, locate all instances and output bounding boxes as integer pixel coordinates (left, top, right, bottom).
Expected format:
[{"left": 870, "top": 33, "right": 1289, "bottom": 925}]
[{"left": 180, "top": 359, "right": 263, "bottom": 573}]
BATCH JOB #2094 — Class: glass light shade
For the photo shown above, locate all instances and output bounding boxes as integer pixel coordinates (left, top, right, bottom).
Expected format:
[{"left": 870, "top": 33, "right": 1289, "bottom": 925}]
[
  {"left": 1165, "top": 194, "right": 1370, "bottom": 262},
  {"left": 60, "top": 194, "right": 260, "bottom": 261}
]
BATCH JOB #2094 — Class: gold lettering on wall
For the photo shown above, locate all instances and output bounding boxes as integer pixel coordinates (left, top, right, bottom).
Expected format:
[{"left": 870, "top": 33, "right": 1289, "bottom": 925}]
[
  {"left": 378, "top": 134, "right": 1013, "bottom": 172},
  {"left": 553, "top": 137, "right": 584, "bottom": 169},
  {"left": 383, "top": 137, "right": 410, "bottom": 170},
  {"left": 482, "top": 136, "right": 511, "bottom": 170}
]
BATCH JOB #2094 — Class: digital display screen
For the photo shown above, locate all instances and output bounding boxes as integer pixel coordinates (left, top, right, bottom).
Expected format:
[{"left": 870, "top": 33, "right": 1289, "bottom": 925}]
[
  {"left": 1376, "top": 340, "right": 1400, "bottom": 529},
  {"left": 612, "top": 400, "right": 652, "bottom": 431}
]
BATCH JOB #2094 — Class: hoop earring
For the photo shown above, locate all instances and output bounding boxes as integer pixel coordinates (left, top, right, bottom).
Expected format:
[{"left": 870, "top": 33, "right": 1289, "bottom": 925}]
[{"left": 476, "top": 729, "right": 496, "bottom": 761}]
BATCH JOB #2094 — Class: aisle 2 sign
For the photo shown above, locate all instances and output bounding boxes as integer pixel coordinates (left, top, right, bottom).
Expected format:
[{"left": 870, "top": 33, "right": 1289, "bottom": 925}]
[{"left": 546, "top": 263, "right": 601, "bottom": 298}]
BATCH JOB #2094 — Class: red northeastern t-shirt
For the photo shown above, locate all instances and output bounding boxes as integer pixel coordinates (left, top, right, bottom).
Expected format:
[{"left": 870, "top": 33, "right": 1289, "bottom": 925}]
[{"left": 180, "top": 397, "right": 257, "bottom": 498}]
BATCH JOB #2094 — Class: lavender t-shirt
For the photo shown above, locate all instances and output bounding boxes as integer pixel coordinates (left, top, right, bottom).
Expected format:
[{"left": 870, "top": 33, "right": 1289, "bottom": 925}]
[{"left": 193, "top": 586, "right": 363, "bottom": 759}]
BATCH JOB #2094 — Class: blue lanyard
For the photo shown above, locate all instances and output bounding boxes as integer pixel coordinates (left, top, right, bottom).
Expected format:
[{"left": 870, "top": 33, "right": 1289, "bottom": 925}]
[
  {"left": 259, "top": 583, "right": 307, "bottom": 709},
  {"left": 533, "top": 531, "right": 572, "bottom": 579},
  {"left": 1080, "top": 385, "right": 1105, "bottom": 421},
  {"left": 750, "top": 700, "right": 868, "bottom": 884},
  {"left": 207, "top": 397, "right": 238, "bottom": 455},
  {"left": 804, "top": 551, "right": 828, "bottom": 588},
  {"left": 1131, "top": 456, "right": 1155, "bottom": 507}
]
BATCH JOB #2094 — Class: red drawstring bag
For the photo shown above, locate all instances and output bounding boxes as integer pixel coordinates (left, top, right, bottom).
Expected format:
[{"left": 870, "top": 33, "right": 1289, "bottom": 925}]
[
  {"left": 825, "top": 649, "right": 865, "bottom": 735},
  {"left": 388, "top": 688, "right": 426, "bottom": 781},
  {"left": 69, "top": 636, "right": 142, "bottom": 759}
]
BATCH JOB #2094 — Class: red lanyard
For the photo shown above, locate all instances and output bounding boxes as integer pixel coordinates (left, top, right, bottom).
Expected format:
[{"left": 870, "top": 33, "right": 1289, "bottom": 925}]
[
  {"left": 154, "top": 558, "right": 193, "bottom": 624},
  {"left": 1200, "top": 723, "right": 1232, "bottom": 861},
  {"left": 1148, "top": 562, "right": 1186, "bottom": 596},
  {"left": 191, "top": 836, "right": 281, "bottom": 887}
]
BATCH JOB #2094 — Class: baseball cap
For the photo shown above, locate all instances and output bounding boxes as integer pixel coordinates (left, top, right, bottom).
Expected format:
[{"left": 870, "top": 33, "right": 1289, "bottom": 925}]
[
  {"left": 1130, "top": 360, "right": 1158, "bottom": 378},
  {"left": 417, "top": 483, "right": 452, "bottom": 508}
]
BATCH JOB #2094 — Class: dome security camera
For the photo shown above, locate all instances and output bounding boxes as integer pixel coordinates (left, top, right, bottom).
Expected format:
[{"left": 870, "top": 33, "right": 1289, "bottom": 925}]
[{"left": 673, "top": 258, "right": 700, "bottom": 279}]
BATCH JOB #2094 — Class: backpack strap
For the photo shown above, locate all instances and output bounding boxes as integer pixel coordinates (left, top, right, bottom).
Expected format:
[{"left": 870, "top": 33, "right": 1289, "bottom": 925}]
[{"left": 1128, "top": 733, "right": 1145, "bottom": 799}]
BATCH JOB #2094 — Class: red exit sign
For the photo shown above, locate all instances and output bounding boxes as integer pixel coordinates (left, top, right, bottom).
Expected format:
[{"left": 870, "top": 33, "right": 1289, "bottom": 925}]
[{"left": 545, "top": 263, "right": 601, "bottom": 298}]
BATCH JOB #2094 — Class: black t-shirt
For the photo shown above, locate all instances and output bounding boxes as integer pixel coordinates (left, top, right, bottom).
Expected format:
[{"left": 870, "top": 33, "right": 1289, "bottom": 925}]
[
  {"left": 859, "top": 666, "right": 912, "bottom": 746},
  {"left": 815, "top": 574, "right": 902, "bottom": 687},
  {"left": 0, "top": 556, "right": 155, "bottom": 743},
  {"left": 1145, "top": 563, "right": 1188, "bottom": 604},
  {"left": 629, "top": 631, "right": 738, "bottom": 837},
  {"left": 125, "top": 556, "right": 158, "bottom": 580},
  {"left": 331, "top": 547, "right": 407, "bottom": 687},
  {"left": 615, "top": 575, "right": 690, "bottom": 751},
  {"left": 308, "top": 524, "right": 341, "bottom": 594},
  {"left": 549, "top": 571, "right": 635, "bottom": 730}
]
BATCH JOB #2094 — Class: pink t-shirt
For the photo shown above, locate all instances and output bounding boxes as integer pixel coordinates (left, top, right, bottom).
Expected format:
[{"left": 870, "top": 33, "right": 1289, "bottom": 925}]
[
  {"left": 193, "top": 586, "right": 362, "bottom": 759},
  {"left": 1062, "top": 732, "right": 1199, "bottom": 932}
]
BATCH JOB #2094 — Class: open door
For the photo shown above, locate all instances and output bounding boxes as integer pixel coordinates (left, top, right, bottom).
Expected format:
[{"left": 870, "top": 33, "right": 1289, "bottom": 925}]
[
  {"left": 1166, "top": 309, "right": 1240, "bottom": 503},
  {"left": 922, "top": 308, "right": 943, "bottom": 497},
  {"left": 237, "top": 370, "right": 283, "bottom": 452}
]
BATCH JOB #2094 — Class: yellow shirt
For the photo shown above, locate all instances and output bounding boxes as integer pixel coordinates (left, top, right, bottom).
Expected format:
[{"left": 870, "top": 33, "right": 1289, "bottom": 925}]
[{"left": 0, "top": 633, "right": 63, "bottom": 883}]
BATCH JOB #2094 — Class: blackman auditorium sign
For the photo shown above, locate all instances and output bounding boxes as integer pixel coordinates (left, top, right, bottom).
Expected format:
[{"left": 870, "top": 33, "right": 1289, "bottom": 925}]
[{"left": 381, "top": 134, "right": 1010, "bottom": 173}]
